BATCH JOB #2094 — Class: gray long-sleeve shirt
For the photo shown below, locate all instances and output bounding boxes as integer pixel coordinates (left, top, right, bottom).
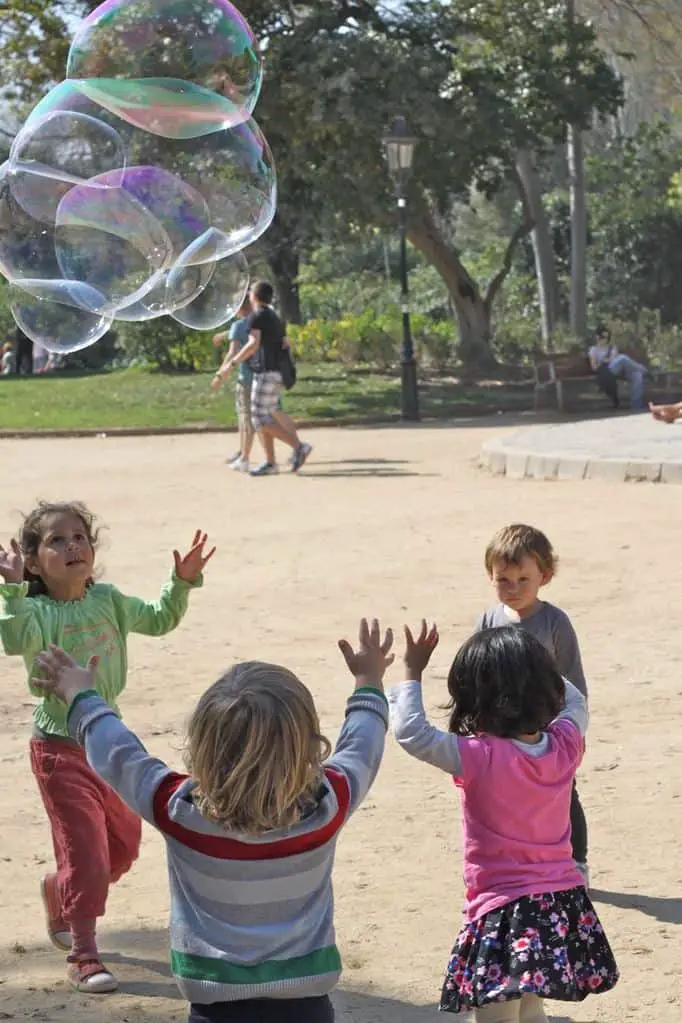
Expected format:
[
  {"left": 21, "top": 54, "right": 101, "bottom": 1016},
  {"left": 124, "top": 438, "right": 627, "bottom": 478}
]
[{"left": 476, "top": 601, "right": 587, "bottom": 696}]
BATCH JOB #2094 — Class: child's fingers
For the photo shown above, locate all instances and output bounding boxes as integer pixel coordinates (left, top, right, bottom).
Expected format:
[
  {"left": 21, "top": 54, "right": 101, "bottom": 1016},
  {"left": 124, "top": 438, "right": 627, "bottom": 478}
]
[
  {"left": 86, "top": 655, "right": 100, "bottom": 673},
  {"left": 201, "top": 546, "right": 217, "bottom": 566},
  {"left": 337, "top": 638, "right": 354, "bottom": 669},
  {"left": 404, "top": 624, "right": 414, "bottom": 647},
  {"left": 385, "top": 653, "right": 395, "bottom": 667},
  {"left": 31, "top": 677, "right": 53, "bottom": 691},
  {"left": 10, "top": 538, "right": 21, "bottom": 554},
  {"left": 369, "top": 618, "right": 380, "bottom": 646},
  {"left": 381, "top": 627, "right": 394, "bottom": 655},
  {"left": 358, "top": 618, "right": 370, "bottom": 648},
  {"left": 419, "top": 619, "right": 428, "bottom": 642}
]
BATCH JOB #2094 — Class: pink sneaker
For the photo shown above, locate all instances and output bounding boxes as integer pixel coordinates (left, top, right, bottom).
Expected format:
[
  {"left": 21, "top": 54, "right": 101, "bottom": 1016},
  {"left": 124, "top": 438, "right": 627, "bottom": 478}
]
[{"left": 40, "top": 875, "right": 71, "bottom": 952}]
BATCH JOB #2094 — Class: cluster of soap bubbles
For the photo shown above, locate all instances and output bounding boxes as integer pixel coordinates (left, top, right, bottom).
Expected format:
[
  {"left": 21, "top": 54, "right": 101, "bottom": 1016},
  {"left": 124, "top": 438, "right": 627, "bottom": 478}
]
[{"left": 0, "top": 0, "right": 276, "bottom": 353}]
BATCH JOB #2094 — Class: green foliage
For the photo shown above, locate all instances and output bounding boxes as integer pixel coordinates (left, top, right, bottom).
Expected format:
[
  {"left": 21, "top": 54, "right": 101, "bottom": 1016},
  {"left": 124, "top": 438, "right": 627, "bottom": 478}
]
[
  {"left": 586, "top": 122, "right": 682, "bottom": 325},
  {"left": 116, "top": 319, "right": 219, "bottom": 372},
  {"left": 288, "top": 312, "right": 455, "bottom": 372}
]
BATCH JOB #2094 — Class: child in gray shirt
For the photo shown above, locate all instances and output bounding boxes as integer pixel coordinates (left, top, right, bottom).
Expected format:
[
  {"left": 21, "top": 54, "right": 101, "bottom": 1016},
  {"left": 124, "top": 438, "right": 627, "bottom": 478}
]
[{"left": 476, "top": 524, "right": 590, "bottom": 885}]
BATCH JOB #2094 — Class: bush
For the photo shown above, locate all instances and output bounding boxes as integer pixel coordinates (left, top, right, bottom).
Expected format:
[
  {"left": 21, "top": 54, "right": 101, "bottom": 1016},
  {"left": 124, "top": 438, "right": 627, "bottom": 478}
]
[{"left": 116, "top": 319, "right": 219, "bottom": 371}]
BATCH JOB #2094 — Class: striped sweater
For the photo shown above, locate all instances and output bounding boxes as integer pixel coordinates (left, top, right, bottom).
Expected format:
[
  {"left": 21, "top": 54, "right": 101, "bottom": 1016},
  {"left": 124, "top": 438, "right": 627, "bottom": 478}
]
[{"left": 67, "top": 687, "right": 389, "bottom": 1004}]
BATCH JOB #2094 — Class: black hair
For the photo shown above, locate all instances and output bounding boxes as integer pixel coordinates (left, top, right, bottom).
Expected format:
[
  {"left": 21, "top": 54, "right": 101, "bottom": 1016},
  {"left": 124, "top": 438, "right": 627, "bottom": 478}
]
[
  {"left": 19, "top": 500, "right": 100, "bottom": 596},
  {"left": 251, "top": 280, "right": 274, "bottom": 305},
  {"left": 446, "top": 627, "right": 565, "bottom": 738},
  {"left": 594, "top": 323, "right": 611, "bottom": 340}
]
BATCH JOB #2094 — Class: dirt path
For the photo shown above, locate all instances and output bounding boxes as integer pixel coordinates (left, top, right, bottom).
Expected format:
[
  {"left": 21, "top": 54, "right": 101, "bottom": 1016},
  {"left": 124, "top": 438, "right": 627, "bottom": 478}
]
[{"left": 0, "top": 420, "right": 680, "bottom": 1022}]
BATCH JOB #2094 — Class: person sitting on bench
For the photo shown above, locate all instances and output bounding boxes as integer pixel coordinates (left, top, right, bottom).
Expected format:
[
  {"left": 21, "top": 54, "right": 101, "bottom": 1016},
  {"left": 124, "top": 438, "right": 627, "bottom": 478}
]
[{"left": 587, "top": 325, "right": 646, "bottom": 411}]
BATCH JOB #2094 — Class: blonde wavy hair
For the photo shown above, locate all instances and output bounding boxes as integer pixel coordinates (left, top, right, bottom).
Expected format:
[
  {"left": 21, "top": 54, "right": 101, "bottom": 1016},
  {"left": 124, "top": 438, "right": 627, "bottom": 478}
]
[{"left": 185, "top": 661, "right": 332, "bottom": 835}]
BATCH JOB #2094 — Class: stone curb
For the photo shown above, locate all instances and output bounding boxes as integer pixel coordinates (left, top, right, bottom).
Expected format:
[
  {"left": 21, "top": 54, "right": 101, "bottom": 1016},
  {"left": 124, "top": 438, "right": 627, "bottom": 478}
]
[
  {"left": 479, "top": 437, "right": 682, "bottom": 485},
  {"left": 0, "top": 404, "right": 530, "bottom": 440}
]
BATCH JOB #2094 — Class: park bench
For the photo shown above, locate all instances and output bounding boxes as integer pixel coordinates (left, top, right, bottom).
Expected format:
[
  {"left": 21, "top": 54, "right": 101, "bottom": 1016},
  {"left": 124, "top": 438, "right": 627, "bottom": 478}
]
[{"left": 533, "top": 349, "right": 675, "bottom": 412}]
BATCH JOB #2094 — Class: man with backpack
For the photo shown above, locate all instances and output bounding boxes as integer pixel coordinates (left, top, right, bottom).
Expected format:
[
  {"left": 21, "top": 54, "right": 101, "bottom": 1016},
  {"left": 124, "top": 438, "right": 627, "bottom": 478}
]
[{"left": 213, "top": 280, "right": 312, "bottom": 476}]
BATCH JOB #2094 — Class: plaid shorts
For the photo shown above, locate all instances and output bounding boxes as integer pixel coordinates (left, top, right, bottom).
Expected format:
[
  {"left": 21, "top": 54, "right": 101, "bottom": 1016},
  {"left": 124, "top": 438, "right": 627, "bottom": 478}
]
[
  {"left": 251, "top": 371, "right": 282, "bottom": 429},
  {"left": 235, "top": 381, "right": 254, "bottom": 437}
]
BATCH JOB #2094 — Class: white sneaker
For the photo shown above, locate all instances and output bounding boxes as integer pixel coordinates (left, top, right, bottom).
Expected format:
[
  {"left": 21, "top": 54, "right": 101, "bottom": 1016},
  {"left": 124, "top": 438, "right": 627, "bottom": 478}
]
[
  {"left": 229, "top": 458, "right": 249, "bottom": 472},
  {"left": 575, "top": 861, "right": 590, "bottom": 890}
]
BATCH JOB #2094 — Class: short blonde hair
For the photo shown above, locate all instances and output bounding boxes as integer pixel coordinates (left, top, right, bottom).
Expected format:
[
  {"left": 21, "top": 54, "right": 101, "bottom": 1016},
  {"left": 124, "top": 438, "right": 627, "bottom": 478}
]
[
  {"left": 484, "top": 524, "right": 558, "bottom": 577},
  {"left": 185, "top": 662, "right": 332, "bottom": 835}
]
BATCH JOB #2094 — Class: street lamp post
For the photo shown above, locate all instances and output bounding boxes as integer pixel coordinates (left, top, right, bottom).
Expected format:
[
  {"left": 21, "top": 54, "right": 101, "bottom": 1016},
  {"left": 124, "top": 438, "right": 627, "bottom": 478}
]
[{"left": 382, "top": 115, "right": 419, "bottom": 421}]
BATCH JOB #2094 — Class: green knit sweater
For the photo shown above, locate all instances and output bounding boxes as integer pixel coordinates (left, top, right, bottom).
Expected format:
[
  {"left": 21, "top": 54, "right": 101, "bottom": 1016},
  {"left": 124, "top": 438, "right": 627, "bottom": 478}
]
[{"left": 0, "top": 575, "right": 199, "bottom": 737}]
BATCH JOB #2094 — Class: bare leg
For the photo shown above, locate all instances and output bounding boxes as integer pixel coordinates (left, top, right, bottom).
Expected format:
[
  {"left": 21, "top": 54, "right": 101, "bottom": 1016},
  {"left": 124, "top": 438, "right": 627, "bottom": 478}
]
[
  {"left": 257, "top": 428, "right": 276, "bottom": 464},
  {"left": 519, "top": 994, "right": 548, "bottom": 1022},
  {"left": 274, "top": 409, "right": 300, "bottom": 446},
  {"left": 474, "top": 1001, "right": 521, "bottom": 1023},
  {"left": 261, "top": 419, "right": 299, "bottom": 449}
]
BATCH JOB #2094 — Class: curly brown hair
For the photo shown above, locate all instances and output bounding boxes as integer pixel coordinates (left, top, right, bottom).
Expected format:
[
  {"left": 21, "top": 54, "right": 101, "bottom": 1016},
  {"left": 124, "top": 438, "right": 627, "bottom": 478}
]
[{"left": 18, "top": 501, "right": 100, "bottom": 596}]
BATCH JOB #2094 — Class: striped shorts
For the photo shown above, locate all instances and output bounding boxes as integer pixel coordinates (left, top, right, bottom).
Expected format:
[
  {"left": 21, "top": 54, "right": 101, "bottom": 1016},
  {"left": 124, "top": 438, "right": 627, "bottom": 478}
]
[{"left": 251, "top": 371, "right": 282, "bottom": 430}]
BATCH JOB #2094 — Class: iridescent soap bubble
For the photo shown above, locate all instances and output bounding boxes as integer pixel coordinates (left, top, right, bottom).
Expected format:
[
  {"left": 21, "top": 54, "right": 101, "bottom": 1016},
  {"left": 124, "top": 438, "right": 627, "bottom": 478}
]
[
  {"left": 170, "top": 249, "right": 248, "bottom": 329},
  {"left": 9, "top": 278, "right": 114, "bottom": 353},
  {"left": 66, "top": 0, "right": 262, "bottom": 139},
  {"left": 0, "top": 161, "right": 61, "bottom": 283},
  {"left": 55, "top": 176, "right": 173, "bottom": 310},
  {"left": 23, "top": 85, "right": 277, "bottom": 260},
  {"left": 78, "top": 165, "right": 213, "bottom": 318},
  {"left": 8, "top": 110, "right": 125, "bottom": 222}
]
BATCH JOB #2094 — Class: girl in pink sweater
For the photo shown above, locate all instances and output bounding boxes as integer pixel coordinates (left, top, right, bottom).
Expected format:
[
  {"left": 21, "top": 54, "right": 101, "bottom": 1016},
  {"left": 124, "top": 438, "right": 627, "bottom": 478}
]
[{"left": 389, "top": 624, "right": 618, "bottom": 1023}]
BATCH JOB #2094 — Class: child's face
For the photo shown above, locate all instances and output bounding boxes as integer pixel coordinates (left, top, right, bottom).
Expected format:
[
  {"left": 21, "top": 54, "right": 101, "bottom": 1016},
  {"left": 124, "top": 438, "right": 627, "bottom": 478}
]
[
  {"left": 26, "top": 512, "right": 95, "bottom": 593},
  {"left": 489, "top": 555, "right": 550, "bottom": 616}
]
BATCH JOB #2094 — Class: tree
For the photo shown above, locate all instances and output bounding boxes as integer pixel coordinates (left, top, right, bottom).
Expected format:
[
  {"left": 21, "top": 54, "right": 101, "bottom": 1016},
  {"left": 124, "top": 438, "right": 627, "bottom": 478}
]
[{"left": 0, "top": 0, "right": 622, "bottom": 367}]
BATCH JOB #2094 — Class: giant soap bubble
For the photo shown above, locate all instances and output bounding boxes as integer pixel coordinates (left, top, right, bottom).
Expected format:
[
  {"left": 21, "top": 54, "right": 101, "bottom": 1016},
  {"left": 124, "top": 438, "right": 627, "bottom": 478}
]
[
  {"left": 0, "top": 0, "right": 276, "bottom": 354},
  {"left": 66, "top": 0, "right": 262, "bottom": 139}
]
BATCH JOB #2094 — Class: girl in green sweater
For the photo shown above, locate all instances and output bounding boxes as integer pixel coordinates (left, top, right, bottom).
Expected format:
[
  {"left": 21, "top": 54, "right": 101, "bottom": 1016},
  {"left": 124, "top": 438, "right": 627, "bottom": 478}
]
[{"left": 0, "top": 500, "right": 214, "bottom": 994}]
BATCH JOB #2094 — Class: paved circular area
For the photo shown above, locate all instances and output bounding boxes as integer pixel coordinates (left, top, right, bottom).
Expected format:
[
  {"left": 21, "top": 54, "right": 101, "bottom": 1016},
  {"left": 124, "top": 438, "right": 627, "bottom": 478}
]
[{"left": 480, "top": 412, "right": 682, "bottom": 483}]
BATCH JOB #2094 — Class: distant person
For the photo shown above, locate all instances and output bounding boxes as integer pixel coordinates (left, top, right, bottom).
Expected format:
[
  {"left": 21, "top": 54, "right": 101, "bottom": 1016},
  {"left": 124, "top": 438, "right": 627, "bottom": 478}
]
[
  {"left": 650, "top": 400, "right": 682, "bottom": 423},
  {"left": 1, "top": 340, "right": 16, "bottom": 375},
  {"left": 213, "top": 300, "right": 307, "bottom": 473},
  {"left": 212, "top": 299, "right": 257, "bottom": 472},
  {"left": 587, "top": 325, "right": 646, "bottom": 411},
  {"left": 213, "top": 281, "right": 312, "bottom": 477},
  {"left": 13, "top": 326, "right": 34, "bottom": 376}
]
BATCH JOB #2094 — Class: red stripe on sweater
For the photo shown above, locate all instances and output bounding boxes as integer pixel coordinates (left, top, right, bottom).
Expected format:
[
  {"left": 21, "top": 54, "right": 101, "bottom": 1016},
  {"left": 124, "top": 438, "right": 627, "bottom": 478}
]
[{"left": 152, "top": 768, "right": 351, "bottom": 859}]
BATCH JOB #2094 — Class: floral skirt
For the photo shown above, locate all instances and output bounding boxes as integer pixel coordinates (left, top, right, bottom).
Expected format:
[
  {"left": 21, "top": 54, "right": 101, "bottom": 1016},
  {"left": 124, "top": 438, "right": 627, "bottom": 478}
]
[{"left": 440, "top": 888, "right": 619, "bottom": 1013}]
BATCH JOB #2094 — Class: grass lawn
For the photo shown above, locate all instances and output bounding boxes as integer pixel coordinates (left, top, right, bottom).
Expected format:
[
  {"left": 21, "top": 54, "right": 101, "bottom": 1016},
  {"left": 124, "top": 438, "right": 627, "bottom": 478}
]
[{"left": 0, "top": 363, "right": 539, "bottom": 432}]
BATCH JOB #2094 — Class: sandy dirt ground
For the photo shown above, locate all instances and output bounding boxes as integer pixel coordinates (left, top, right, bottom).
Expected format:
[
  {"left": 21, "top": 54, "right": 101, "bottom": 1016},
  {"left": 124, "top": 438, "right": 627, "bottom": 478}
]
[{"left": 0, "top": 418, "right": 680, "bottom": 1023}]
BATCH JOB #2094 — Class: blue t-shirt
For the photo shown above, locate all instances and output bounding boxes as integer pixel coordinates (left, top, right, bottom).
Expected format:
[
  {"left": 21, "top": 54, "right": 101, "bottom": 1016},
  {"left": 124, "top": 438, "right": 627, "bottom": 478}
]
[{"left": 228, "top": 318, "right": 252, "bottom": 384}]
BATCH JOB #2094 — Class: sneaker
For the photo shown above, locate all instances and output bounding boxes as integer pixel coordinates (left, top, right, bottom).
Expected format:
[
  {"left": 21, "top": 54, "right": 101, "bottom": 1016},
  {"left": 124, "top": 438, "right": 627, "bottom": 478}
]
[
  {"left": 290, "top": 442, "right": 313, "bottom": 473},
  {"left": 229, "top": 457, "right": 249, "bottom": 473},
  {"left": 40, "top": 874, "right": 71, "bottom": 952},
  {"left": 249, "top": 462, "right": 279, "bottom": 477},
  {"left": 226, "top": 451, "right": 242, "bottom": 465},
  {"left": 575, "top": 861, "right": 590, "bottom": 890},
  {"left": 67, "top": 957, "right": 118, "bottom": 994}
]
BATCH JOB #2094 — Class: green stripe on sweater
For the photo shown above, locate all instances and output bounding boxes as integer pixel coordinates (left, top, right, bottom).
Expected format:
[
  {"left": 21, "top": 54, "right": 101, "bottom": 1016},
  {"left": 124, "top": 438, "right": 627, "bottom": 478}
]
[{"left": 170, "top": 945, "right": 342, "bottom": 985}]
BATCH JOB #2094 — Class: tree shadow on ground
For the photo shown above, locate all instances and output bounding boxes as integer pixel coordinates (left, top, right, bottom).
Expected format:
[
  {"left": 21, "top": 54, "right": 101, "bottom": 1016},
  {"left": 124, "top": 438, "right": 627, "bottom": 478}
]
[{"left": 592, "top": 887, "right": 682, "bottom": 925}]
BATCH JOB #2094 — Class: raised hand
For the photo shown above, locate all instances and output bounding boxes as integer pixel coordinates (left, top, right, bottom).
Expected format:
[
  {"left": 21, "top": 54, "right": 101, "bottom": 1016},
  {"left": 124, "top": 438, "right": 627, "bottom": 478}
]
[
  {"left": 173, "top": 530, "right": 216, "bottom": 583},
  {"left": 404, "top": 621, "right": 439, "bottom": 680},
  {"left": 0, "top": 538, "right": 24, "bottom": 584},
  {"left": 31, "top": 645, "right": 98, "bottom": 705},
  {"left": 338, "top": 618, "right": 394, "bottom": 690}
]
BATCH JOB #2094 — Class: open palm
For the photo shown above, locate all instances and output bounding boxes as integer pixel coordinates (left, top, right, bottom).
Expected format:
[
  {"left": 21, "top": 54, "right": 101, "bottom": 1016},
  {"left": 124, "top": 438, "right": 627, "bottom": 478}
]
[
  {"left": 0, "top": 539, "right": 23, "bottom": 583},
  {"left": 173, "top": 530, "right": 216, "bottom": 584}
]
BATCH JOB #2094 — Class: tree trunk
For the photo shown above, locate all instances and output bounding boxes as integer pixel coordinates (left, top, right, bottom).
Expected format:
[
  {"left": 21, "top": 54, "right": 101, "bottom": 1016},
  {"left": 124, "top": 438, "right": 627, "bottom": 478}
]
[
  {"left": 566, "top": 0, "right": 588, "bottom": 340},
  {"left": 515, "top": 148, "right": 559, "bottom": 346},
  {"left": 568, "top": 124, "right": 588, "bottom": 339},
  {"left": 408, "top": 208, "right": 495, "bottom": 372}
]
